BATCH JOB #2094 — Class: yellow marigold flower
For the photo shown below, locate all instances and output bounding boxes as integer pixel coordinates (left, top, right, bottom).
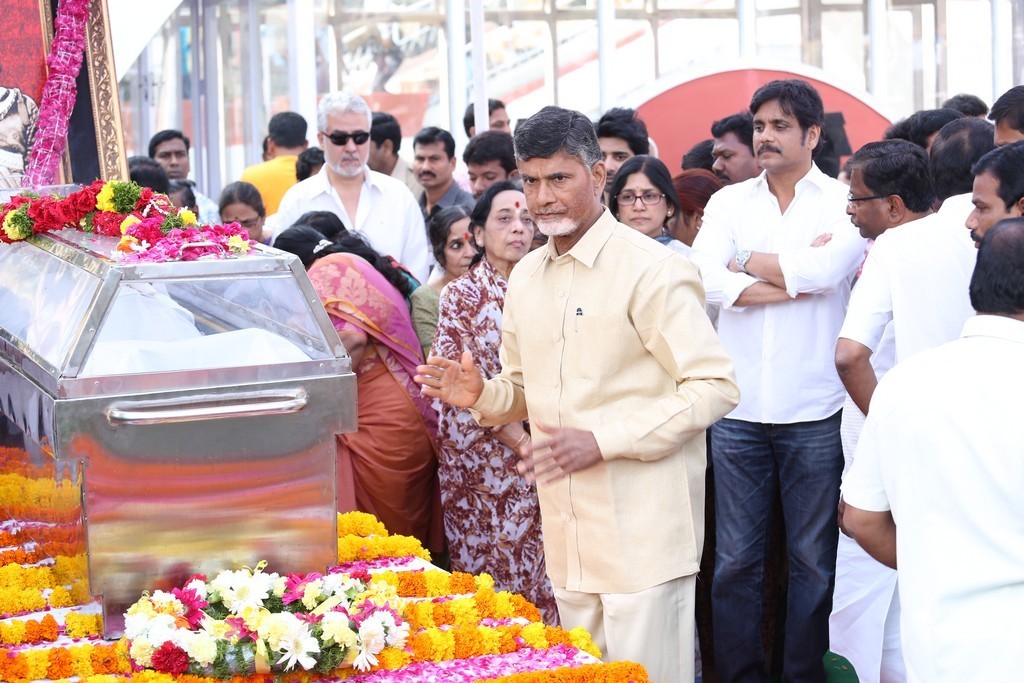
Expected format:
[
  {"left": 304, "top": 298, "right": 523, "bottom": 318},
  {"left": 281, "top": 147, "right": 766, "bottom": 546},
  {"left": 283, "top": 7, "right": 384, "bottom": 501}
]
[
  {"left": 337, "top": 511, "right": 389, "bottom": 538},
  {"left": 65, "top": 612, "right": 103, "bottom": 638},
  {"left": 376, "top": 647, "right": 411, "bottom": 670},
  {"left": 96, "top": 182, "right": 117, "bottom": 212},
  {"left": 179, "top": 208, "right": 198, "bottom": 224},
  {"left": 119, "top": 215, "right": 141, "bottom": 234},
  {"left": 49, "top": 585, "right": 74, "bottom": 608},
  {"left": 569, "top": 625, "right": 603, "bottom": 659},
  {"left": 520, "top": 622, "right": 548, "bottom": 649}
]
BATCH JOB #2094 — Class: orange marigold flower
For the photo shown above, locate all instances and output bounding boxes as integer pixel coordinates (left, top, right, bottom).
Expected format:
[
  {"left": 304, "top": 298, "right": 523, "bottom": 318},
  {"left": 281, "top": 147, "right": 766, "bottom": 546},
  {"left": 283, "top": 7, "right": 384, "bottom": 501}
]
[
  {"left": 39, "top": 613, "right": 59, "bottom": 641},
  {"left": 47, "top": 647, "right": 74, "bottom": 680}
]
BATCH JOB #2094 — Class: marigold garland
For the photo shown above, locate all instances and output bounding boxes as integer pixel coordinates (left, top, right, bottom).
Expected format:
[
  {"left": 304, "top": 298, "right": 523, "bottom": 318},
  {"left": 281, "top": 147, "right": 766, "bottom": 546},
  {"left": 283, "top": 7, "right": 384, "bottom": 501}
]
[
  {"left": 336, "top": 512, "right": 389, "bottom": 538},
  {"left": 336, "top": 534, "right": 431, "bottom": 563},
  {"left": 371, "top": 569, "right": 487, "bottom": 597},
  {"left": 473, "top": 660, "right": 653, "bottom": 683},
  {"left": 0, "top": 641, "right": 129, "bottom": 681},
  {"left": 401, "top": 588, "right": 543, "bottom": 631}
]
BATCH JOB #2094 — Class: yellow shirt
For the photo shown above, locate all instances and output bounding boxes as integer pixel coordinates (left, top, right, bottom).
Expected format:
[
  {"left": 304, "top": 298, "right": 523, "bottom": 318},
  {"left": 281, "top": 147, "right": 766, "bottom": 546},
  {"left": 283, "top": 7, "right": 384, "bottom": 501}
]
[
  {"left": 472, "top": 210, "right": 739, "bottom": 593},
  {"left": 240, "top": 155, "right": 299, "bottom": 215}
]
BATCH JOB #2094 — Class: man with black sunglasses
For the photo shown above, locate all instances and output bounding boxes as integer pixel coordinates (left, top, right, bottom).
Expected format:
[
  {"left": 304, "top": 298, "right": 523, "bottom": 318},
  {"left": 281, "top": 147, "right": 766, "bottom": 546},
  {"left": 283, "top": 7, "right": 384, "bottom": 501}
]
[{"left": 272, "top": 91, "right": 430, "bottom": 282}]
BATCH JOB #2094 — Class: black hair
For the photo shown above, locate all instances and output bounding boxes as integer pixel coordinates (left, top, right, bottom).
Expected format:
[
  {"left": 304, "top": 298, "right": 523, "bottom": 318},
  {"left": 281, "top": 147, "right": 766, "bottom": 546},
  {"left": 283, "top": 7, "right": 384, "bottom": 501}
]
[
  {"left": 710, "top": 112, "right": 755, "bottom": 153},
  {"left": 942, "top": 94, "right": 989, "bottom": 118},
  {"left": 296, "top": 147, "right": 324, "bottom": 181},
  {"left": 847, "top": 140, "right": 936, "bottom": 213},
  {"left": 276, "top": 226, "right": 416, "bottom": 298},
  {"left": 413, "top": 126, "right": 456, "bottom": 159},
  {"left": 268, "top": 112, "right": 308, "bottom": 147},
  {"left": 167, "top": 179, "right": 197, "bottom": 210},
  {"left": 128, "top": 155, "right": 170, "bottom": 194},
  {"left": 681, "top": 139, "right": 715, "bottom": 172},
  {"left": 969, "top": 218, "right": 1024, "bottom": 315},
  {"left": 988, "top": 85, "right": 1024, "bottom": 132},
  {"left": 462, "top": 99, "right": 506, "bottom": 137},
  {"left": 884, "top": 108, "right": 964, "bottom": 149},
  {"left": 218, "top": 181, "right": 266, "bottom": 218},
  {"left": 970, "top": 141, "right": 1024, "bottom": 210},
  {"left": 606, "top": 155, "right": 681, "bottom": 226},
  {"left": 468, "top": 180, "right": 521, "bottom": 268},
  {"left": 595, "top": 107, "right": 650, "bottom": 156},
  {"left": 514, "top": 106, "right": 602, "bottom": 166},
  {"left": 427, "top": 205, "right": 472, "bottom": 266},
  {"left": 929, "top": 117, "right": 996, "bottom": 201},
  {"left": 148, "top": 129, "right": 190, "bottom": 158},
  {"left": 749, "top": 79, "right": 825, "bottom": 144},
  {"left": 370, "top": 112, "right": 402, "bottom": 154},
  {"left": 463, "top": 130, "right": 517, "bottom": 173},
  {"left": 295, "top": 210, "right": 348, "bottom": 240}
]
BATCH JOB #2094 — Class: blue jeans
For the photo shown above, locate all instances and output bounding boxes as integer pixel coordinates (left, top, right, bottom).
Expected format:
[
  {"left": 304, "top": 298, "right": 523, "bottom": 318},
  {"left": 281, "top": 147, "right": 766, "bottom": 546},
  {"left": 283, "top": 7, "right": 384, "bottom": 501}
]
[{"left": 711, "top": 412, "right": 843, "bottom": 683}]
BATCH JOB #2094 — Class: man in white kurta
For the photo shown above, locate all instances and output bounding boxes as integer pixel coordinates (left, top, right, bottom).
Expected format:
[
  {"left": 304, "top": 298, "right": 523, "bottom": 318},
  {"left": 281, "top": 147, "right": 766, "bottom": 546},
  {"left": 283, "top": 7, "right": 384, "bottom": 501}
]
[{"left": 843, "top": 219, "right": 1024, "bottom": 683}]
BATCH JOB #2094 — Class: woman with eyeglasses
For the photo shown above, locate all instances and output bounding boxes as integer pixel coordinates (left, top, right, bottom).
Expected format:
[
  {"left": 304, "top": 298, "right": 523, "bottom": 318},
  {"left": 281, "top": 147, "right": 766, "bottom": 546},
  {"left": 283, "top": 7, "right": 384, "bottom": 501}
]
[
  {"left": 608, "top": 155, "right": 688, "bottom": 256},
  {"left": 218, "top": 181, "right": 268, "bottom": 242},
  {"left": 410, "top": 206, "right": 476, "bottom": 358},
  {"left": 274, "top": 224, "right": 445, "bottom": 557},
  {"left": 430, "top": 181, "right": 559, "bottom": 624}
]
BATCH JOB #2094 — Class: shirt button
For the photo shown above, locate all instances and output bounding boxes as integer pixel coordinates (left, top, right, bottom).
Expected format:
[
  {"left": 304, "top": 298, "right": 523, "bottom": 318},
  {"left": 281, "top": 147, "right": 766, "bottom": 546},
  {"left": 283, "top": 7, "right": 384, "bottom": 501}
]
[
  {"left": 563, "top": 514, "right": 572, "bottom": 523},
  {"left": 558, "top": 291, "right": 565, "bottom": 297}
]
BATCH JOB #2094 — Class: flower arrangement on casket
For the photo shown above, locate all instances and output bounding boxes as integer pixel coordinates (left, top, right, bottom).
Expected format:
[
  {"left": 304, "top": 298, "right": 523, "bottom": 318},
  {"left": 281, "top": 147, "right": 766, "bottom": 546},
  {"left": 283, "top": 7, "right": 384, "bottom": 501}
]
[
  {"left": 0, "top": 179, "right": 255, "bottom": 262},
  {"left": 123, "top": 562, "right": 410, "bottom": 678}
]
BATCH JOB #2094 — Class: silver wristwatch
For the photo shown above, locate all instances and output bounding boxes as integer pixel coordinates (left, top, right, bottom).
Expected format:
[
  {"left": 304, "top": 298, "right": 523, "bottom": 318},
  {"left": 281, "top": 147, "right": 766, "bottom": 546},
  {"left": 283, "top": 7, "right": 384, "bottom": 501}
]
[{"left": 735, "top": 249, "right": 752, "bottom": 273}]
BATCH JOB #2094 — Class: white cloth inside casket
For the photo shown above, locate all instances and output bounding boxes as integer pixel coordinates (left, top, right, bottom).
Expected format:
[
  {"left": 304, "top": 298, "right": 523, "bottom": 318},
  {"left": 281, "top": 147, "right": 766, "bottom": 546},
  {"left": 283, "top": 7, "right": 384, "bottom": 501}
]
[{"left": 80, "top": 283, "right": 311, "bottom": 376}]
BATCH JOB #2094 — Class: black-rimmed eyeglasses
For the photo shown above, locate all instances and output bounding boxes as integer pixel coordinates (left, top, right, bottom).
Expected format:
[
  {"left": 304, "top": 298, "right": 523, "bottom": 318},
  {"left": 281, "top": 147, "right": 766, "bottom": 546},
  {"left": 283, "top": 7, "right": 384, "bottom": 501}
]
[{"left": 847, "top": 193, "right": 886, "bottom": 207}]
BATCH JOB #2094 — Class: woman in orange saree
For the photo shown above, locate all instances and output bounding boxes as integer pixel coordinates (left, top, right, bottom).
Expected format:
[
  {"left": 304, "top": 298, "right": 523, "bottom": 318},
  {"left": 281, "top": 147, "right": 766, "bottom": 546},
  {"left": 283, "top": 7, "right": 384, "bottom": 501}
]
[{"left": 282, "top": 226, "right": 444, "bottom": 554}]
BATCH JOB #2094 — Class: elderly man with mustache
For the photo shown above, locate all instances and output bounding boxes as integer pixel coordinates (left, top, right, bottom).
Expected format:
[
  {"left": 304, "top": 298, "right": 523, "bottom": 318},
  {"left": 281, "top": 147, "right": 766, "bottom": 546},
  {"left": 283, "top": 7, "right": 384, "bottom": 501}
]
[{"left": 691, "top": 79, "right": 867, "bottom": 683}]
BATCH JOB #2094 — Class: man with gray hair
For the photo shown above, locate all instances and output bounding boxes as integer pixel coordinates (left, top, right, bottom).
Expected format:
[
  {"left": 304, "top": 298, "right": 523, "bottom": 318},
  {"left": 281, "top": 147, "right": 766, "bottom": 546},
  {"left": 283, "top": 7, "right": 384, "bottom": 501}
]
[
  {"left": 271, "top": 91, "right": 429, "bottom": 282},
  {"left": 415, "top": 105, "right": 739, "bottom": 683}
]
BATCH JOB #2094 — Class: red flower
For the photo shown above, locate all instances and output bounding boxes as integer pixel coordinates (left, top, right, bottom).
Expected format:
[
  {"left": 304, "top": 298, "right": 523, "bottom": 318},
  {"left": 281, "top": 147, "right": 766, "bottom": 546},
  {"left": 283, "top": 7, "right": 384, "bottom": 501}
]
[
  {"left": 150, "top": 641, "right": 190, "bottom": 675},
  {"left": 92, "top": 211, "right": 127, "bottom": 237},
  {"left": 69, "top": 187, "right": 98, "bottom": 215},
  {"left": 136, "top": 187, "right": 154, "bottom": 210},
  {"left": 27, "top": 196, "right": 65, "bottom": 232}
]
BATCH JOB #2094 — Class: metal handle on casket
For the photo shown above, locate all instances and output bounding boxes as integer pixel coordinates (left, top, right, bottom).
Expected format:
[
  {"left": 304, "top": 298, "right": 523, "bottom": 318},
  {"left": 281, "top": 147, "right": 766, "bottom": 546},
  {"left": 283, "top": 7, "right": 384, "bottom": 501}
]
[{"left": 105, "top": 388, "right": 309, "bottom": 426}]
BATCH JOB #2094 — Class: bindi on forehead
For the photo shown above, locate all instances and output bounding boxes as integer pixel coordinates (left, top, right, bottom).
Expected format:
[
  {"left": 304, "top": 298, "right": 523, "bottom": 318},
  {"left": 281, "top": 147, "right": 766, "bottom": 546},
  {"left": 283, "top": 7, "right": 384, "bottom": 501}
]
[{"left": 515, "top": 201, "right": 520, "bottom": 209}]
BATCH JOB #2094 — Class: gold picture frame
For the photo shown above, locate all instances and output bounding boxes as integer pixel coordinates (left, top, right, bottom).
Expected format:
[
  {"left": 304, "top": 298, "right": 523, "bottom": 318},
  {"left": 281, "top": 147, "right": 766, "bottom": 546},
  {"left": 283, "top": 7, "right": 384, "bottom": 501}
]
[
  {"left": 22, "top": 0, "right": 127, "bottom": 185},
  {"left": 65, "top": 0, "right": 128, "bottom": 183}
]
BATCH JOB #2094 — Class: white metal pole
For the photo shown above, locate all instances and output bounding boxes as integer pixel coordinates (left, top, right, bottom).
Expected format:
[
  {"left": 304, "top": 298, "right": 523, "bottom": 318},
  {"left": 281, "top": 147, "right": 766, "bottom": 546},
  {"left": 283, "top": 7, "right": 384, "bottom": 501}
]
[
  {"left": 737, "top": 0, "right": 756, "bottom": 59},
  {"left": 866, "top": 0, "right": 887, "bottom": 98},
  {"left": 289, "top": 0, "right": 318, "bottom": 143},
  {"left": 447, "top": 0, "right": 467, "bottom": 137},
  {"left": 597, "top": 0, "right": 614, "bottom": 113},
  {"left": 469, "top": 0, "right": 488, "bottom": 135}
]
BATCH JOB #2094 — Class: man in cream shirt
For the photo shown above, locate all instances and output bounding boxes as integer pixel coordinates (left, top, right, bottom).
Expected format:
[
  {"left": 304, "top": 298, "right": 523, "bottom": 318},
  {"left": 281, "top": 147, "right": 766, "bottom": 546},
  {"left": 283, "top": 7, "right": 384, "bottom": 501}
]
[{"left": 416, "top": 106, "right": 738, "bottom": 683}]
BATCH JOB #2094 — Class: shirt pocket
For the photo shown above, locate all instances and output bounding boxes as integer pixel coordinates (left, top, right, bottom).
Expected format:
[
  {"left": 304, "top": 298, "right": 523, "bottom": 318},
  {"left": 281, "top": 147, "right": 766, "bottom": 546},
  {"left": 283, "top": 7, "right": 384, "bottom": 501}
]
[{"left": 564, "top": 314, "right": 623, "bottom": 380}]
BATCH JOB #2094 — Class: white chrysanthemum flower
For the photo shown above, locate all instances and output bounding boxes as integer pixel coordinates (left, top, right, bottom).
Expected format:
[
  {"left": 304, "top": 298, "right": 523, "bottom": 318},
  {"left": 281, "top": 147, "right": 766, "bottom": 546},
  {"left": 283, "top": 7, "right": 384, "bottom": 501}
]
[
  {"left": 185, "top": 577, "right": 208, "bottom": 600},
  {"left": 358, "top": 618, "right": 387, "bottom": 655},
  {"left": 185, "top": 630, "right": 219, "bottom": 667},
  {"left": 386, "top": 620, "right": 410, "bottom": 648},
  {"left": 352, "top": 647, "right": 379, "bottom": 672},
  {"left": 272, "top": 576, "right": 288, "bottom": 598}
]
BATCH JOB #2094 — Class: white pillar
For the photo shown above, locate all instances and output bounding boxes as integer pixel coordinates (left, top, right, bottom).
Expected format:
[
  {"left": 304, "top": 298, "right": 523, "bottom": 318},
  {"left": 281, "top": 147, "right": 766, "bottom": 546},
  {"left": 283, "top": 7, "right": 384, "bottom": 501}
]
[
  {"left": 866, "top": 0, "right": 887, "bottom": 98},
  {"left": 447, "top": 0, "right": 467, "bottom": 135},
  {"left": 289, "top": 0, "right": 318, "bottom": 143},
  {"left": 597, "top": 0, "right": 615, "bottom": 113},
  {"left": 737, "top": 0, "right": 756, "bottom": 59},
  {"left": 469, "top": 0, "right": 488, "bottom": 135}
]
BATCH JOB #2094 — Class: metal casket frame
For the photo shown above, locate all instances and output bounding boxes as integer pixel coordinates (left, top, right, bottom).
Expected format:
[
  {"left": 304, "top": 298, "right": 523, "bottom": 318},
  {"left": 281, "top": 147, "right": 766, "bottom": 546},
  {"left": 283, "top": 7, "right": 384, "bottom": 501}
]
[{"left": 0, "top": 228, "right": 356, "bottom": 637}]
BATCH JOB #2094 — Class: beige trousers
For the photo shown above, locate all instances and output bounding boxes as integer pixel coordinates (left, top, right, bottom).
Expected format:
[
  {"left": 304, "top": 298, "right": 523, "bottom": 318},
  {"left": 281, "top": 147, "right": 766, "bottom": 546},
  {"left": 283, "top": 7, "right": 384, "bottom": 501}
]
[{"left": 553, "top": 574, "right": 697, "bottom": 683}]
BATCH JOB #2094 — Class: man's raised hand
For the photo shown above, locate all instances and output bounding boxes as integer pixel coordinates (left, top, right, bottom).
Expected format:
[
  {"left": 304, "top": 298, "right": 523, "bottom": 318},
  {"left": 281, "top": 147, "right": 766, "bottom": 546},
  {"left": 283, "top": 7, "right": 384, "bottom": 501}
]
[{"left": 415, "top": 350, "right": 485, "bottom": 407}]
